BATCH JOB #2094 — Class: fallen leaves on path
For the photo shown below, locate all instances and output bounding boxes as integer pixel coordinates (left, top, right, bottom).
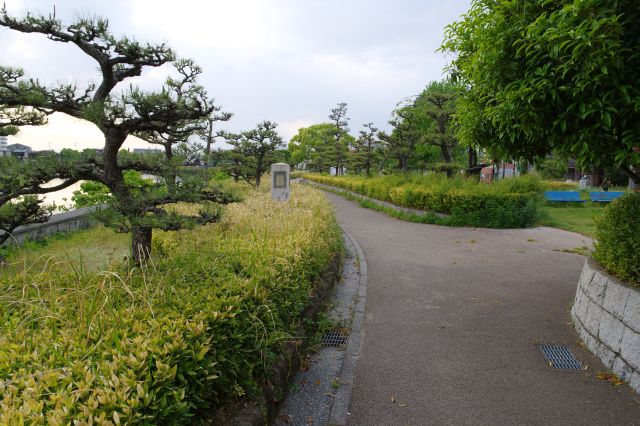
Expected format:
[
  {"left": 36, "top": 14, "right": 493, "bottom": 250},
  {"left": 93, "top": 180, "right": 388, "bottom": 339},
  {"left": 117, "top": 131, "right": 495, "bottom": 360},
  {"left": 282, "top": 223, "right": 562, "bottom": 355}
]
[{"left": 596, "top": 372, "right": 625, "bottom": 386}]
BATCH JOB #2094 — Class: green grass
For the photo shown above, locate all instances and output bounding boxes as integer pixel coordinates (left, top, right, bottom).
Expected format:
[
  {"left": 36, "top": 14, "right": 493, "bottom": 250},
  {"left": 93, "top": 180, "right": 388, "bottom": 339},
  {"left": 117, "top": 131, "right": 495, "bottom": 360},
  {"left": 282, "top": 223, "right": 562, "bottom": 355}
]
[
  {"left": 0, "top": 225, "right": 129, "bottom": 278},
  {"left": 539, "top": 204, "right": 606, "bottom": 237}
]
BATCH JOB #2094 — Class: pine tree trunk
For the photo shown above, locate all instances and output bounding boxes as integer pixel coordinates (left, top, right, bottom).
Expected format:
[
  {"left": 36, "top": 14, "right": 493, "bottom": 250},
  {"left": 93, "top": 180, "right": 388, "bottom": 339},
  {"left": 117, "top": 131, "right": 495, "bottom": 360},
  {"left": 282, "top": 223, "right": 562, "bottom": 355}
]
[
  {"left": 255, "top": 156, "right": 263, "bottom": 187},
  {"left": 401, "top": 157, "right": 408, "bottom": 173},
  {"left": 131, "top": 225, "right": 152, "bottom": 266},
  {"left": 440, "top": 144, "right": 452, "bottom": 163}
]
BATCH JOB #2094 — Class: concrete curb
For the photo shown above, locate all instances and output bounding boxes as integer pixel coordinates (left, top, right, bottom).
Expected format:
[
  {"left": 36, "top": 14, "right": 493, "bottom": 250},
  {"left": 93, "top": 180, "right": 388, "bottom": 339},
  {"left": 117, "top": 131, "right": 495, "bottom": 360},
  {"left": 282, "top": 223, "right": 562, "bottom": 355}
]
[
  {"left": 327, "top": 228, "right": 369, "bottom": 426},
  {"left": 227, "top": 253, "right": 342, "bottom": 426}
]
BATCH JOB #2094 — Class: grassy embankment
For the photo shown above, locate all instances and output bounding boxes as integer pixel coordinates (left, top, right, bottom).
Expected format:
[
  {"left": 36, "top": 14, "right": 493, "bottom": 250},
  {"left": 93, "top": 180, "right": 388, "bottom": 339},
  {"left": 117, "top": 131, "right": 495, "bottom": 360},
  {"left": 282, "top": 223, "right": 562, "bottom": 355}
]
[
  {"left": 0, "top": 226, "right": 129, "bottom": 278},
  {"left": 0, "top": 183, "right": 341, "bottom": 424}
]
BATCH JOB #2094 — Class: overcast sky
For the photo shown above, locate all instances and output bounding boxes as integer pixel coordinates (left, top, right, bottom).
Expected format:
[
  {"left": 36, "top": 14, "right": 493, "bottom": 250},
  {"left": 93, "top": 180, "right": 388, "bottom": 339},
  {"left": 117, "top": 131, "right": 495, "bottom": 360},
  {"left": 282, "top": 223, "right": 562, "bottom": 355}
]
[{"left": 0, "top": 0, "right": 471, "bottom": 151}]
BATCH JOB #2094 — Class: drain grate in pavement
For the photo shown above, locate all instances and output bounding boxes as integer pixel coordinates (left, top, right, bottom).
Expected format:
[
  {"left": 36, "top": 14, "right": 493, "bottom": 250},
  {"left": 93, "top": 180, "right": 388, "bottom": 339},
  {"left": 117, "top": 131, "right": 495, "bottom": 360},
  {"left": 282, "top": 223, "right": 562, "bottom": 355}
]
[
  {"left": 538, "top": 345, "right": 583, "bottom": 370},
  {"left": 321, "top": 331, "right": 348, "bottom": 349}
]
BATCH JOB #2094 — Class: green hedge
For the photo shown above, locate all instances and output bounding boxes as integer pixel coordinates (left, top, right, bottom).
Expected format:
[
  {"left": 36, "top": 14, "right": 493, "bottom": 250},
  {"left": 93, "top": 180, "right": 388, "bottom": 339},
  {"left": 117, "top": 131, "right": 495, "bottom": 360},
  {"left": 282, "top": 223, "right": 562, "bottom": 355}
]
[
  {"left": 0, "top": 186, "right": 341, "bottom": 423},
  {"left": 304, "top": 173, "right": 541, "bottom": 228},
  {"left": 593, "top": 193, "right": 640, "bottom": 284}
]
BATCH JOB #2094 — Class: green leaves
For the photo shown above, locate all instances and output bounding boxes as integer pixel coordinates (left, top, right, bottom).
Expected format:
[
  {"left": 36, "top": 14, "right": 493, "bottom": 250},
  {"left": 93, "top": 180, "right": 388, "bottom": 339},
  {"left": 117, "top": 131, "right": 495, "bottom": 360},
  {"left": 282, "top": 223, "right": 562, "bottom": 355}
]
[
  {"left": 0, "top": 185, "right": 341, "bottom": 423},
  {"left": 593, "top": 193, "right": 640, "bottom": 283},
  {"left": 441, "top": 0, "right": 640, "bottom": 181}
]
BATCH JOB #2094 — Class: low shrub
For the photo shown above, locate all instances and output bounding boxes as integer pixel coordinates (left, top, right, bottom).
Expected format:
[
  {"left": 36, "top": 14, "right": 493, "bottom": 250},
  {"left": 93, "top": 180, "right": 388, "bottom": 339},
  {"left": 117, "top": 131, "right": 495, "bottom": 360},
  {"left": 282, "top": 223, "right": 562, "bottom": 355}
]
[
  {"left": 543, "top": 181, "right": 579, "bottom": 190},
  {"left": 593, "top": 193, "right": 640, "bottom": 284},
  {"left": 0, "top": 185, "right": 341, "bottom": 423},
  {"left": 304, "top": 173, "right": 541, "bottom": 228}
]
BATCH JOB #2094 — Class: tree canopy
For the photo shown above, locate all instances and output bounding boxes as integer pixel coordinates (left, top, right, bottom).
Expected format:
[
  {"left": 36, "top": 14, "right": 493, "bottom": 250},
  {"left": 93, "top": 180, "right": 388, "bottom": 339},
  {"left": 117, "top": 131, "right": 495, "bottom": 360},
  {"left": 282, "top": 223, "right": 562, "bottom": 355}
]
[
  {"left": 0, "top": 8, "right": 234, "bottom": 263},
  {"left": 441, "top": 0, "right": 640, "bottom": 183},
  {"left": 288, "top": 122, "right": 355, "bottom": 173},
  {"left": 221, "top": 121, "right": 283, "bottom": 187}
]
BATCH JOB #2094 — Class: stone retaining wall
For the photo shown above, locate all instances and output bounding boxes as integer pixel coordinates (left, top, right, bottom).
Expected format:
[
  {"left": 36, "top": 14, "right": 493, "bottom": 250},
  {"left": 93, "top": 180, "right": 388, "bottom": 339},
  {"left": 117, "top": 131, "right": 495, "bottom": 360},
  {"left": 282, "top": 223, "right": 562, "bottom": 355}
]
[
  {"left": 0, "top": 205, "right": 103, "bottom": 246},
  {"left": 572, "top": 258, "right": 640, "bottom": 392}
]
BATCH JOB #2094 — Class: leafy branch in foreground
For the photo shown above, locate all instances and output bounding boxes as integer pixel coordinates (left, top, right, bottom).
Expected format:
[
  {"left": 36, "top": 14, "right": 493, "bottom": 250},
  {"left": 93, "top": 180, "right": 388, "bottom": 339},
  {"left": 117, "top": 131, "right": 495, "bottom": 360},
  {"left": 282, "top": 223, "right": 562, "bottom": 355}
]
[{"left": 0, "top": 7, "right": 235, "bottom": 264}]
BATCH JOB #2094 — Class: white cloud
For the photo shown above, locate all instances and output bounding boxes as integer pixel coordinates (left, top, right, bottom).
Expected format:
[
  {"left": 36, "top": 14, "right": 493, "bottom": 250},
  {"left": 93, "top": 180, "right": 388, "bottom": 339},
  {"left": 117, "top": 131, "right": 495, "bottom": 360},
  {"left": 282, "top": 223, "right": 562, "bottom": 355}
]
[
  {"left": 130, "top": 0, "right": 272, "bottom": 50},
  {"left": 278, "top": 119, "right": 314, "bottom": 140},
  {"left": 1, "top": 0, "right": 473, "bottom": 148}
]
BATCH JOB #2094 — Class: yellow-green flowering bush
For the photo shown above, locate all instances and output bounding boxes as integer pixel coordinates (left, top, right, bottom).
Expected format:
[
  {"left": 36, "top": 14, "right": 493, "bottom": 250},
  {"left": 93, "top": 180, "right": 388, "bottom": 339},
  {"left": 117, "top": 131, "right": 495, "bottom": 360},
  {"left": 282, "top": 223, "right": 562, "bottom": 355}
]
[
  {"left": 304, "top": 173, "right": 540, "bottom": 228},
  {"left": 0, "top": 184, "right": 341, "bottom": 423}
]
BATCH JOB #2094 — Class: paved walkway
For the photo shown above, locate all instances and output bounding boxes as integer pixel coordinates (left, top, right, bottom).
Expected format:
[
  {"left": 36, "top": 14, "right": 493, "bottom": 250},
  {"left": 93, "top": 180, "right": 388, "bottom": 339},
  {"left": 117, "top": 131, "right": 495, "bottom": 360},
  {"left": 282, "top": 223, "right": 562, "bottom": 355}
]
[{"left": 325, "top": 192, "right": 640, "bottom": 425}]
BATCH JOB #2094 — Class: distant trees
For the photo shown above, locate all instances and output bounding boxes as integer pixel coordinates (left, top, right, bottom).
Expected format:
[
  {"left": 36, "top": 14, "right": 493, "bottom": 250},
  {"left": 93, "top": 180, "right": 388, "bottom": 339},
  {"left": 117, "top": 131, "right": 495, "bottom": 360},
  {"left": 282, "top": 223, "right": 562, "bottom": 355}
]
[
  {"left": 288, "top": 91, "right": 463, "bottom": 175},
  {"left": 351, "top": 123, "right": 380, "bottom": 176},
  {"left": 414, "top": 81, "right": 458, "bottom": 164},
  {"left": 289, "top": 123, "right": 336, "bottom": 172},
  {"left": 326, "top": 103, "right": 351, "bottom": 175},
  {"left": 221, "top": 121, "right": 283, "bottom": 187},
  {"left": 378, "top": 100, "right": 422, "bottom": 173},
  {"left": 0, "top": 8, "right": 234, "bottom": 264},
  {"left": 198, "top": 109, "right": 233, "bottom": 174},
  {"left": 441, "top": 0, "right": 640, "bottom": 183}
]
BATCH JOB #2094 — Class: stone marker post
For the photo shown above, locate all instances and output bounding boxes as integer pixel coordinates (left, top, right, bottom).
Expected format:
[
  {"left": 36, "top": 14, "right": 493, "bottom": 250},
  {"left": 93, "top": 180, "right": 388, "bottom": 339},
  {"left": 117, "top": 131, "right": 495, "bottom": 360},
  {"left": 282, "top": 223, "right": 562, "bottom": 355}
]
[{"left": 271, "top": 162, "right": 290, "bottom": 201}]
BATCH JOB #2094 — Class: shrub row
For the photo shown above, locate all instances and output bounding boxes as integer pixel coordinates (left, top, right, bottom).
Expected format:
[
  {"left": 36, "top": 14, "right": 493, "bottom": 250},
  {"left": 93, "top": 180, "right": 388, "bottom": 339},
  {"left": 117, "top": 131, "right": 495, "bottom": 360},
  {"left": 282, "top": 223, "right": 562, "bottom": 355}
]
[
  {"left": 593, "top": 192, "right": 640, "bottom": 284},
  {"left": 304, "top": 173, "right": 541, "bottom": 228},
  {"left": 0, "top": 185, "right": 341, "bottom": 424}
]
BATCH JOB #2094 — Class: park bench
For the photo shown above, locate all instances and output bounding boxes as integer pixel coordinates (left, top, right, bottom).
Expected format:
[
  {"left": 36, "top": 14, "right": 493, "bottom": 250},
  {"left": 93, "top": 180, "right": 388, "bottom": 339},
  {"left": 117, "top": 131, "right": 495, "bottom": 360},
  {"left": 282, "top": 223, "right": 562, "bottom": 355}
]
[
  {"left": 589, "top": 191, "right": 625, "bottom": 203},
  {"left": 543, "top": 191, "right": 585, "bottom": 203}
]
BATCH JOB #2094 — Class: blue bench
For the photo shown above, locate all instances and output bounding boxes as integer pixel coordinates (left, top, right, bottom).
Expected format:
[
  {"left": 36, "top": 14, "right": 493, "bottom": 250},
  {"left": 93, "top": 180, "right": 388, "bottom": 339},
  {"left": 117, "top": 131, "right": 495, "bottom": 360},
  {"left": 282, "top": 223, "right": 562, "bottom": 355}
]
[
  {"left": 543, "top": 191, "right": 585, "bottom": 203},
  {"left": 589, "top": 191, "right": 625, "bottom": 203}
]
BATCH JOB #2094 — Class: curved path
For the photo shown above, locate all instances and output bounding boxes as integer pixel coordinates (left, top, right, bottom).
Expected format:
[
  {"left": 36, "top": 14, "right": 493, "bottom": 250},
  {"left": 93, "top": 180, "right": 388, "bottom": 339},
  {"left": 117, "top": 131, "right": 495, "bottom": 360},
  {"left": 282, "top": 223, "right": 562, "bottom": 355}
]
[{"left": 324, "top": 192, "right": 639, "bottom": 425}]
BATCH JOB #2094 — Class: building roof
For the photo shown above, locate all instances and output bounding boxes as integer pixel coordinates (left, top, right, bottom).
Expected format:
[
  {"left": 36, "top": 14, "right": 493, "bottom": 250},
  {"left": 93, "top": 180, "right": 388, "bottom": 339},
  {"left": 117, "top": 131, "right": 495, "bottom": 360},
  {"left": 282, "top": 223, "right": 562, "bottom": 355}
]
[{"left": 7, "top": 143, "right": 32, "bottom": 151}]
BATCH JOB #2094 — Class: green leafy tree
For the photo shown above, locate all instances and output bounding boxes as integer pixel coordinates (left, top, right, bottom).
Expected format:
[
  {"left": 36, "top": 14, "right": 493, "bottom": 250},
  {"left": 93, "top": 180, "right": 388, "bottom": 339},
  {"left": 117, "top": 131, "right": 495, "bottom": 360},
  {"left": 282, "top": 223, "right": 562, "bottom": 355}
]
[
  {"left": 350, "top": 123, "right": 381, "bottom": 176},
  {"left": 213, "top": 148, "right": 243, "bottom": 182},
  {"left": 72, "top": 170, "right": 154, "bottom": 208},
  {"left": 0, "top": 9, "right": 234, "bottom": 264},
  {"left": 222, "top": 121, "right": 283, "bottom": 187},
  {"left": 325, "top": 102, "right": 351, "bottom": 175},
  {"left": 414, "top": 81, "right": 459, "bottom": 163},
  {"left": 441, "top": 0, "right": 640, "bottom": 183},
  {"left": 378, "top": 99, "right": 423, "bottom": 173},
  {"left": 288, "top": 123, "right": 336, "bottom": 172}
]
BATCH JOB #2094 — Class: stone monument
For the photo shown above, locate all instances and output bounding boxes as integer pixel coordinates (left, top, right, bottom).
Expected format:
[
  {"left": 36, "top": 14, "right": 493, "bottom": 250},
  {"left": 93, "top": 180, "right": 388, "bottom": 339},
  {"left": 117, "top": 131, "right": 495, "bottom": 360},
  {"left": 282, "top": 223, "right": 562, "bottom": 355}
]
[{"left": 271, "top": 163, "right": 290, "bottom": 201}]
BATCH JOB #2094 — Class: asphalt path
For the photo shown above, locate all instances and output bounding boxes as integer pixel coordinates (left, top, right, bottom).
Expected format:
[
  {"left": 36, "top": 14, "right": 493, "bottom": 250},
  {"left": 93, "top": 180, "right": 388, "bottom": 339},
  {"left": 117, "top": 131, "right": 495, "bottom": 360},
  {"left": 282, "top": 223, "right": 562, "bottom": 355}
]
[{"left": 324, "top": 192, "right": 640, "bottom": 426}]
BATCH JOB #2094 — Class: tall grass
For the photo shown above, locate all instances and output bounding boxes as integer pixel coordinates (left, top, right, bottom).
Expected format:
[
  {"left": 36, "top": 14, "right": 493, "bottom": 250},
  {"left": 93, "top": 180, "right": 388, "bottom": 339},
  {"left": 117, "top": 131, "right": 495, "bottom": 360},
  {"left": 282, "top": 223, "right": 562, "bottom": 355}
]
[{"left": 0, "top": 183, "right": 341, "bottom": 424}]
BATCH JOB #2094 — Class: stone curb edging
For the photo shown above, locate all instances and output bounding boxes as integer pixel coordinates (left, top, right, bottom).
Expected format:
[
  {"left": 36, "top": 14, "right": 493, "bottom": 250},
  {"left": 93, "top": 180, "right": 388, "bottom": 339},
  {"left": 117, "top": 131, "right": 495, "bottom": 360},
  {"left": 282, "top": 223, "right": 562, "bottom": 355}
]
[
  {"left": 300, "top": 179, "right": 448, "bottom": 219},
  {"left": 326, "top": 228, "right": 369, "bottom": 426},
  {"left": 571, "top": 257, "right": 640, "bottom": 393},
  {"left": 227, "top": 253, "right": 342, "bottom": 425}
]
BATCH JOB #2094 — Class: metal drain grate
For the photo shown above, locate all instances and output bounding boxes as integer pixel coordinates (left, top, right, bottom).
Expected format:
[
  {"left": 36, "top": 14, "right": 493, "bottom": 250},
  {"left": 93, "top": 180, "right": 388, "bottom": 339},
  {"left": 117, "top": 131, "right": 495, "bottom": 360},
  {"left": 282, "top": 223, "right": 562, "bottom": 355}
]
[
  {"left": 321, "top": 331, "right": 348, "bottom": 349},
  {"left": 538, "top": 345, "right": 583, "bottom": 370}
]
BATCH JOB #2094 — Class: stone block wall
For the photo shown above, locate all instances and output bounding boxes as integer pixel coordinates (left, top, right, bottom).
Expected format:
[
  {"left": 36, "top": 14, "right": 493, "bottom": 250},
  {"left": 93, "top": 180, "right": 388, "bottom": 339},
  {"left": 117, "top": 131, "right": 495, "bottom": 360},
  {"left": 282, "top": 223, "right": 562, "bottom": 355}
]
[
  {"left": 572, "top": 258, "right": 640, "bottom": 393},
  {"left": 0, "top": 205, "right": 103, "bottom": 246}
]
